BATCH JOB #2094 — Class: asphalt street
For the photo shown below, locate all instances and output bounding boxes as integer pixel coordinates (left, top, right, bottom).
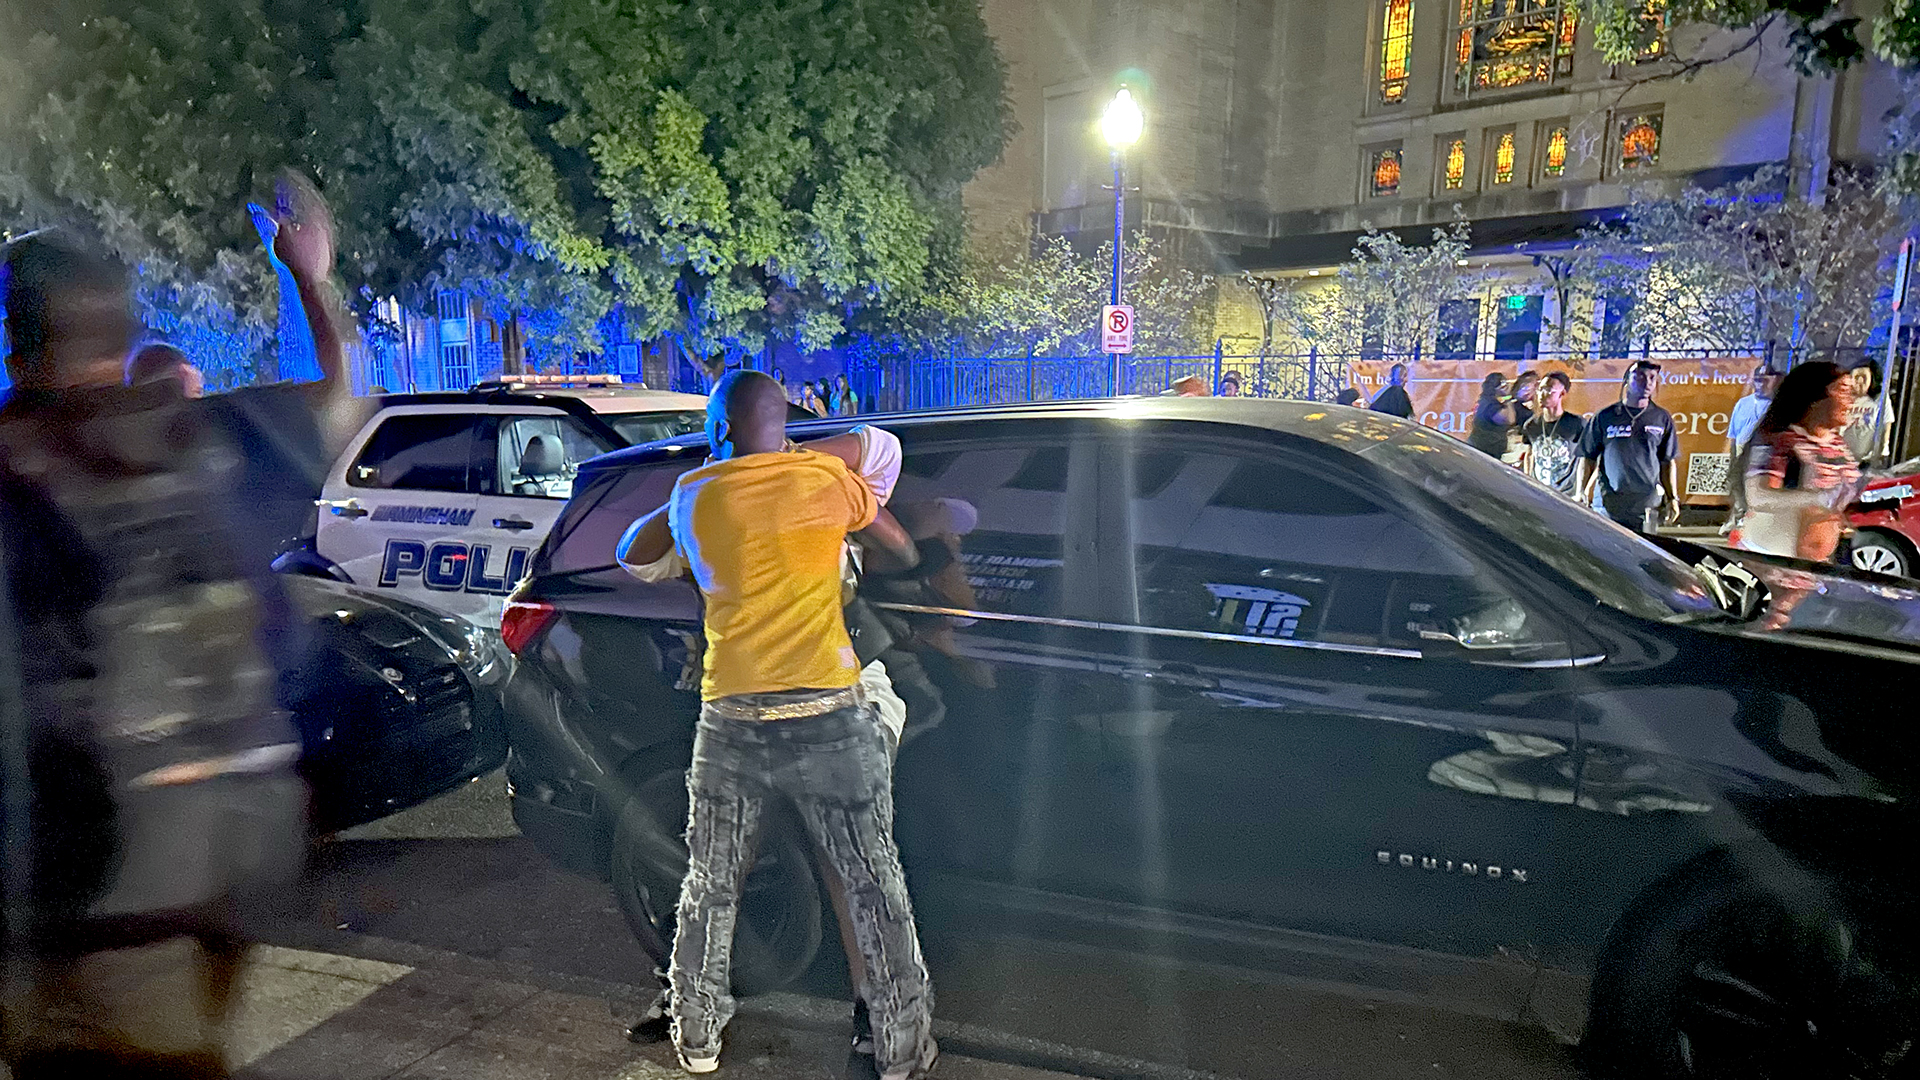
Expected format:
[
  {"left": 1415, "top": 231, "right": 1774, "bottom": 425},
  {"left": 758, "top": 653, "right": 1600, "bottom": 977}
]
[{"left": 210, "top": 771, "right": 1586, "bottom": 1080}]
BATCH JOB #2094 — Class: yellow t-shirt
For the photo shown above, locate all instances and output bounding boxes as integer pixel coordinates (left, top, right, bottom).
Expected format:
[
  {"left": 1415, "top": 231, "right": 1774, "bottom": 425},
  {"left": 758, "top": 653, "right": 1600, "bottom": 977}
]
[{"left": 668, "top": 449, "right": 880, "bottom": 701}]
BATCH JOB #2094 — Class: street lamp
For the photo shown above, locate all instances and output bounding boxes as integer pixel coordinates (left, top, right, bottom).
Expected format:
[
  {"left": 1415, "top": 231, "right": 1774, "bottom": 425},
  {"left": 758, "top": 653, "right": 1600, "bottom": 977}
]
[{"left": 1102, "top": 86, "right": 1142, "bottom": 395}]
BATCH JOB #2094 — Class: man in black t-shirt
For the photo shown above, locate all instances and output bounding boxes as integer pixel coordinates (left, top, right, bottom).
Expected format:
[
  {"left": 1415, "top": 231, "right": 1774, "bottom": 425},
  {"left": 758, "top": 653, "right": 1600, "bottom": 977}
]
[
  {"left": 1576, "top": 360, "right": 1680, "bottom": 530},
  {"left": 1369, "top": 363, "right": 1414, "bottom": 418},
  {"left": 1520, "top": 372, "right": 1583, "bottom": 497}
]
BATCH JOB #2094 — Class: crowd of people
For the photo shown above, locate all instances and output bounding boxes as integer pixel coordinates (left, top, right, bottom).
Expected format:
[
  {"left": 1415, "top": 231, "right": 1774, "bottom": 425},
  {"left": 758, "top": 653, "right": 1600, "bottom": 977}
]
[
  {"left": 1350, "top": 357, "right": 1883, "bottom": 565},
  {"left": 771, "top": 368, "right": 862, "bottom": 417}
]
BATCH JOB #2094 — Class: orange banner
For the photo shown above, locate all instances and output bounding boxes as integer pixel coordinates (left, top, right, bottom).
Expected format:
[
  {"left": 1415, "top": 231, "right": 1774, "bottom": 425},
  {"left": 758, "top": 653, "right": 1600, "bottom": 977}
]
[{"left": 1347, "top": 358, "right": 1758, "bottom": 504}]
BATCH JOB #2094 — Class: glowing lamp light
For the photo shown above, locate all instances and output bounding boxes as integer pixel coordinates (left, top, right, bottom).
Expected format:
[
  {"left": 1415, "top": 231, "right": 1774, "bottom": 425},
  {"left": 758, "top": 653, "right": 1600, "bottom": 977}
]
[
  {"left": 1505, "top": 294, "right": 1529, "bottom": 311},
  {"left": 1102, "top": 87, "right": 1144, "bottom": 150}
]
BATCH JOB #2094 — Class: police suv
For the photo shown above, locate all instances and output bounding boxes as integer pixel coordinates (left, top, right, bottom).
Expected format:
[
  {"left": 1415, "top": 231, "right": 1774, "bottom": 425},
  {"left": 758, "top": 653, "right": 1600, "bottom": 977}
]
[{"left": 283, "top": 375, "right": 712, "bottom": 627}]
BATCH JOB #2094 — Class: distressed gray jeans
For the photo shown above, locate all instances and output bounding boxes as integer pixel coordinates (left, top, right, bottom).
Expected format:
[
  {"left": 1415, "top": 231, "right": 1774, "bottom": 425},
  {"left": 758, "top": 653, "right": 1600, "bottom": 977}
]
[{"left": 669, "top": 695, "right": 933, "bottom": 1074}]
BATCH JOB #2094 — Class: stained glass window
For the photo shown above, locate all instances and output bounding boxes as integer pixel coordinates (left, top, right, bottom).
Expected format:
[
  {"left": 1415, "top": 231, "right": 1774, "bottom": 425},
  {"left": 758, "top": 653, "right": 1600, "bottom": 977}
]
[
  {"left": 1619, "top": 112, "right": 1661, "bottom": 170},
  {"left": 1454, "top": 0, "right": 1578, "bottom": 95},
  {"left": 1443, "top": 137, "right": 1467, "bottom": 190},
  {"left": 1371, "top": 148, "right": 1403, "bottom": 197},
  {"left": 1492, "top": 131, "right": 1516, "bottom": 184},
  {"left": 1542, "top": 125, "right": 1568, "bottom": 178},
  {"left": 1380, "top": 0, "right": 1415, "bottom": 103}
]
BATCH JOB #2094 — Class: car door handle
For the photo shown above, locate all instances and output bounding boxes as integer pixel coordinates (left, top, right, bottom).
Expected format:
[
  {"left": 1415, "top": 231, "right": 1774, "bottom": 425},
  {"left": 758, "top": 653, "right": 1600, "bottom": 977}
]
[
  {"left": 493, "top": 517, "right": 536, "bottom": 532},
  {"left": 318, "top": 499, "right": 369, "bottom": 519},
  {"left": 1118, "top": 666, "right": 1219, "bottom": 690}
]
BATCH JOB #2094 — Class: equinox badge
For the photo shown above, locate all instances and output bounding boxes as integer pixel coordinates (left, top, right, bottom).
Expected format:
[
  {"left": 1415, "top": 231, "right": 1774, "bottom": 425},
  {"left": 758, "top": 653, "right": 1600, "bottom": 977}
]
[{"left": 1377, "top": 850, "right": 1529, "bottom": 883}]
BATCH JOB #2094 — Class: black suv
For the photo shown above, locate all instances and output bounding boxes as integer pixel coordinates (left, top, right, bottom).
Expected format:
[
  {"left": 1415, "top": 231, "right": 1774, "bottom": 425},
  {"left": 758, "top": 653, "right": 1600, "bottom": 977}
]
[{"left": 499, "top": 398, "right": 1919, "bottom": 1078}]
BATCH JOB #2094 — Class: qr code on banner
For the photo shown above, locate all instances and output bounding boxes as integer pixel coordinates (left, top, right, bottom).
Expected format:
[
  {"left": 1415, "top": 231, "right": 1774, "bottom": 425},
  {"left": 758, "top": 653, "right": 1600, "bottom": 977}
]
[{"left": 1687, "top": 453, "right": 1732, "bottom": 496}]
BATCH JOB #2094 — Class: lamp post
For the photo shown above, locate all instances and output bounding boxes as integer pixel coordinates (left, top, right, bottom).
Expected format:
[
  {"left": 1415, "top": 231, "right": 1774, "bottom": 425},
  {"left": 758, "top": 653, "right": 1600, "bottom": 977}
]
[{"left": 1101, "top": 86, "right": 1143, "bottom": 395}]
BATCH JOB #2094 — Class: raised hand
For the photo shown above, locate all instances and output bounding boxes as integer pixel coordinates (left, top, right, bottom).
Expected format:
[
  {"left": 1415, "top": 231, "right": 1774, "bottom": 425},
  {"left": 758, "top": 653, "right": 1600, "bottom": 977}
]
[{"left": 269, "top": 169, "right": 335, "bottom": 284}]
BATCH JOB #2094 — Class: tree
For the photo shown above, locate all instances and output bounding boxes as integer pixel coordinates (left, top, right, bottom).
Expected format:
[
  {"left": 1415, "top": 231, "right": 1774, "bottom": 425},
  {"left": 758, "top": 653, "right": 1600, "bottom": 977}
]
[
  {"left": 501, "top": 0, "right": 1010, "bottom": 366},
  {"left": 1247, "top": 220, "right": 1479, "bottom": 361},
  {"left": 1573, "top": 165, "right": 1911, "bottom": 353},
  {"left": 1583, "top": 1, "right": 1920, "bottom": 197},
  {"left": 923, "top": 229, "right": 1214, "bottom": 358},
  {"left": 1, "top": 0, "right": 1012, "bottom": 378},
  {"left": 1583, "top": 0, "right": 1920, "bottom": 75}
]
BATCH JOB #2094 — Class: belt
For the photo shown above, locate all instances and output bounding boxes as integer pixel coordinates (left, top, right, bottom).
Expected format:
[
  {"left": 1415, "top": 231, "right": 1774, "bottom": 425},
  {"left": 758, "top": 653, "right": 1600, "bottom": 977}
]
[{"left": 704, "top": 685, "right": 864, "bottom": 722}]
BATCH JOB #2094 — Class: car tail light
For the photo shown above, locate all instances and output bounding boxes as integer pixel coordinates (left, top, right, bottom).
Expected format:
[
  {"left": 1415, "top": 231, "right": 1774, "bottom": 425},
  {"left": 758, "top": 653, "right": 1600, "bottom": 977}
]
[{"left": 500, "top": 599, "right": 559, "bottom": 657}]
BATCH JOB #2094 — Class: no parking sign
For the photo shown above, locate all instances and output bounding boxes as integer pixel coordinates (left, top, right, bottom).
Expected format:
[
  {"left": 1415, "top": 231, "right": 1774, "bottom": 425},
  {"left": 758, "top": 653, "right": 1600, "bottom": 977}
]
[{"left": 1101, "top": 304, "right": 1134, "bottom": 353}]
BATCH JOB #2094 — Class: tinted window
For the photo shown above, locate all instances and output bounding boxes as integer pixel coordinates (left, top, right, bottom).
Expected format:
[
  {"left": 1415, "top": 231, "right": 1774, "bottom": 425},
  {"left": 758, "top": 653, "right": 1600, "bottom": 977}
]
[
  {"left": 607, "top": 410, "right": 709, "bottom": 446},
  {"left": 348, "top": 415, "right": 476, "bottom": 492},
  {"left": 1123, "top": 446, "right": 1553, "bottom": 650},
  {"left": 1357, "top": 427, "right": 1718, "bottom": 622},
  {"left": 542, "top": 458, "right": 698, "bottom": 575},
  {"left": 889, "top": 441, "right": 1083, "bottom": 619}
]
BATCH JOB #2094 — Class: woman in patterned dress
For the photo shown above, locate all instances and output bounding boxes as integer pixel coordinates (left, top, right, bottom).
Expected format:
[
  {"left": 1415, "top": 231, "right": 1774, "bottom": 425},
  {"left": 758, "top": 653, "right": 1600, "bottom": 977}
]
[{"left": 1738, "top": 361, "right": 1862, "bottom": 563}]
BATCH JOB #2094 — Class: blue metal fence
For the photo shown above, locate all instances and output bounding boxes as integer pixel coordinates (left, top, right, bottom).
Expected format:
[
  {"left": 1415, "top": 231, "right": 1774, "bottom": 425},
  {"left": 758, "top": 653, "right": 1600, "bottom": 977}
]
[
  {"left": 849, "top": 352, "right": 1333, "bottom": 411},
  {"left": 845, "top": 345, "right": 1904, "bottom": 414}
]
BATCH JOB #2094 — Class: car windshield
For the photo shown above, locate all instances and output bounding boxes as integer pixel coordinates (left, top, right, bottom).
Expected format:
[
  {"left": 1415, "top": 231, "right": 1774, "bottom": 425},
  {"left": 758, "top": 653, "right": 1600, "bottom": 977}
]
[
  {"left": 1358, "top": 427, "right": 1721, "bottom": 623},
  {"left": 606, "top": 410, "right": 709, "bottom": 446}
]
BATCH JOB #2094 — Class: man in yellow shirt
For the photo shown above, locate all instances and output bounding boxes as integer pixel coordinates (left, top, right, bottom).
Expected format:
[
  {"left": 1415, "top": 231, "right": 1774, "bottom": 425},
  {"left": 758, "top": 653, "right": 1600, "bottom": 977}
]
[{"left": 616, "top": 371, "right": 935, "bottom": 1079}]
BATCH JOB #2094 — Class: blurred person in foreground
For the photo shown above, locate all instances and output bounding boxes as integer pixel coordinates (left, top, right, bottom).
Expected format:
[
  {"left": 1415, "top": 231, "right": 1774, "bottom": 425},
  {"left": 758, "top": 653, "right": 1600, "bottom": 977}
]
[
  {"left": 1368, "top": 363, "right": 1414, "bottom": 418},
  {"left": 1218, "top": 370, "right": 1244, "bottom": 397},
  {"left": 613, "top": 371, "right": 935, "bottom": 1078},
  {"left": 1577, "top": 360, "right": 1680, "bottom": 532},
  {"left": 0, "top": 180, "right": 356, "bottom": 1078},
  {"left": 1737, "top": 361, "right": 1862, "bottom": 564}
]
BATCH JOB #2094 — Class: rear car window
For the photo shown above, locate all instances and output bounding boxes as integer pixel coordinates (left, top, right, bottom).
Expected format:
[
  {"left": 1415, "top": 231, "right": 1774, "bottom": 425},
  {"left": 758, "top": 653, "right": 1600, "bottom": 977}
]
[
  {"left": 541, "top": 458, "right": 699, "bottom": 575},
  {"left": 607, "top": 411, "right": 708, "bottom": 447}
]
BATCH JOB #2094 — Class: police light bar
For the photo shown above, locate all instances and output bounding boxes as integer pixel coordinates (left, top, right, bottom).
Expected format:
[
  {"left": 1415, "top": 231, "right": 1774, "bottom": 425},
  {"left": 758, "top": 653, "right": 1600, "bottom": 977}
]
[{"left": 472, "top": 373, "right": 627, "bottom": 390}]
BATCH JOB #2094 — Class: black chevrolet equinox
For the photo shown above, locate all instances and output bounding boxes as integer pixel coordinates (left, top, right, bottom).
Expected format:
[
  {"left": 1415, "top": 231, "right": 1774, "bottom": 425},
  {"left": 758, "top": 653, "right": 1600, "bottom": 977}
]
[{"left": 498, "top": 398, "right": 1919, "bottom": 1079}]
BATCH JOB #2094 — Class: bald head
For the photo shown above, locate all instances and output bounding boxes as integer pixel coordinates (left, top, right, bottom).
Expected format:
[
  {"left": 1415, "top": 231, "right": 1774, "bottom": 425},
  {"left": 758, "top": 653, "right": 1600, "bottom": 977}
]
[{"left": 707, "top": 370, "right": 791, "bottom": 458}]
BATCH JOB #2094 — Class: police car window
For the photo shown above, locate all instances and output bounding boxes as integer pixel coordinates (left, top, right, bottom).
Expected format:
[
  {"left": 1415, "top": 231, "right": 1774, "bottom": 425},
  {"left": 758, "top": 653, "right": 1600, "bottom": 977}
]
[
  {"left": 1123, "top": 447, "right": 1548, "bottom": 650},
  {"left": 348, "top": 415, "right": 476, "bottom": 493},
  {"left": 486, "top": 415, "right": 611, "bottom": 499},
  {"left": 885, "top": 441, "right": 1081, "bottom": 619}
]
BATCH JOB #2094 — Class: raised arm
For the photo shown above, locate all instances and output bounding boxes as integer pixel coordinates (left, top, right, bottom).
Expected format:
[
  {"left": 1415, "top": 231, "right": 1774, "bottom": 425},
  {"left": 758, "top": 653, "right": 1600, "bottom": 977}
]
[{"left": 267, "top": 172, "right": 350, "bottom": 406}]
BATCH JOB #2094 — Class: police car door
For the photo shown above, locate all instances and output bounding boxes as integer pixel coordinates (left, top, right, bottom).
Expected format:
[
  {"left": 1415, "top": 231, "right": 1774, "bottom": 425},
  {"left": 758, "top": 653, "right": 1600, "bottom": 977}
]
[
  {"left": 468, "top": 411, "right": 616, "bottom": 624},
  {"left": 317, "top": 410, "right": 492, "bottom": 624}
]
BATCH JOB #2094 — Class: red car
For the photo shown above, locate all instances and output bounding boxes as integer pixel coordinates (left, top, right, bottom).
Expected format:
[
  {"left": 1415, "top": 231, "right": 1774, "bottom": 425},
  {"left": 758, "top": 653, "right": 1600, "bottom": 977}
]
[{"left": 1848, "top": 457, "right": 1920, "bottom": 576}]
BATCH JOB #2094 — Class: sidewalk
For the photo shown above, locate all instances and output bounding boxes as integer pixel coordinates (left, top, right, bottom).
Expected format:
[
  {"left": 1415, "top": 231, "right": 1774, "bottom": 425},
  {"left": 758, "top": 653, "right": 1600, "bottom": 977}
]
[{"left": 4, "top": 936, "right": 1108, "bottom": 1080}]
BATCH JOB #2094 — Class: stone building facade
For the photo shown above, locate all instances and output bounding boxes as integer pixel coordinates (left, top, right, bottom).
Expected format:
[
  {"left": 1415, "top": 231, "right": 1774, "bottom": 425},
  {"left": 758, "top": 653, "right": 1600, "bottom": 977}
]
[{"left": 962, "top": 0, "right": 1906, "bottom": 351}]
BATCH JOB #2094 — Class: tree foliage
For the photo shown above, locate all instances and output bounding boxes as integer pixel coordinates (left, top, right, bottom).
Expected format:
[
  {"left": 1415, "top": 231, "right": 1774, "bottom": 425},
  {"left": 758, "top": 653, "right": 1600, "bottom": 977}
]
[
  {"left": 906, "top": 229, "right": 1215, "bottom": 358},
  {"left": 1573, "top": 166, "right": 1910, "bottom": 353},
  {"left": 1583, "top": 0, "right": 1920, "bottom": 73},
  {"left": 1247, "top": 221, "right": 1480, "bottom": 361},
  {"left": 0, "top": 0, "right": 1012, "bottom": 375}
]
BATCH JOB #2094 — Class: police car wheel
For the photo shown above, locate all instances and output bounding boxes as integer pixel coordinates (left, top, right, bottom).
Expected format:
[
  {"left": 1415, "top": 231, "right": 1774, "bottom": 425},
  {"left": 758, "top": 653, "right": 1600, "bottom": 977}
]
[
  {"left": 1848, "top": 531, "right": 1911, "bottom": 578},
  {"left": 610, "top": 763, "right": 824, "bottom": 996}
]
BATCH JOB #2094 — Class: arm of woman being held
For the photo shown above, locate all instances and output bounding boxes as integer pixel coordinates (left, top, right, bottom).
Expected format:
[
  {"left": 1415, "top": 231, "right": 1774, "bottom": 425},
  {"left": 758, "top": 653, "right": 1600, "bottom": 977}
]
[
  {"left": 854, "top": 508, "right": 921, "bottom": 574},
  {"left": 616, "top": 506, "right": 682, "bottom": 582}
]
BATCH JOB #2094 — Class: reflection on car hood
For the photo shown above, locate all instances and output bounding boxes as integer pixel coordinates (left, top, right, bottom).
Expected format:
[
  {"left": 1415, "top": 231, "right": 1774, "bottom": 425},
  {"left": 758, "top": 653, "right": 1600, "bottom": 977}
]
[{"left": 1725, "top": 550, "right": 1920, "bottom": 653}]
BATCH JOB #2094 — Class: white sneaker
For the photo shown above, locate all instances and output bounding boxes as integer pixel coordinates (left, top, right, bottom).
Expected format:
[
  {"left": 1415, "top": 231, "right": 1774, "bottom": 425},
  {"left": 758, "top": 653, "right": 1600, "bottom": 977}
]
[{"left": 676, "top": 1046, "right": 720, "bottom": 1074}]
